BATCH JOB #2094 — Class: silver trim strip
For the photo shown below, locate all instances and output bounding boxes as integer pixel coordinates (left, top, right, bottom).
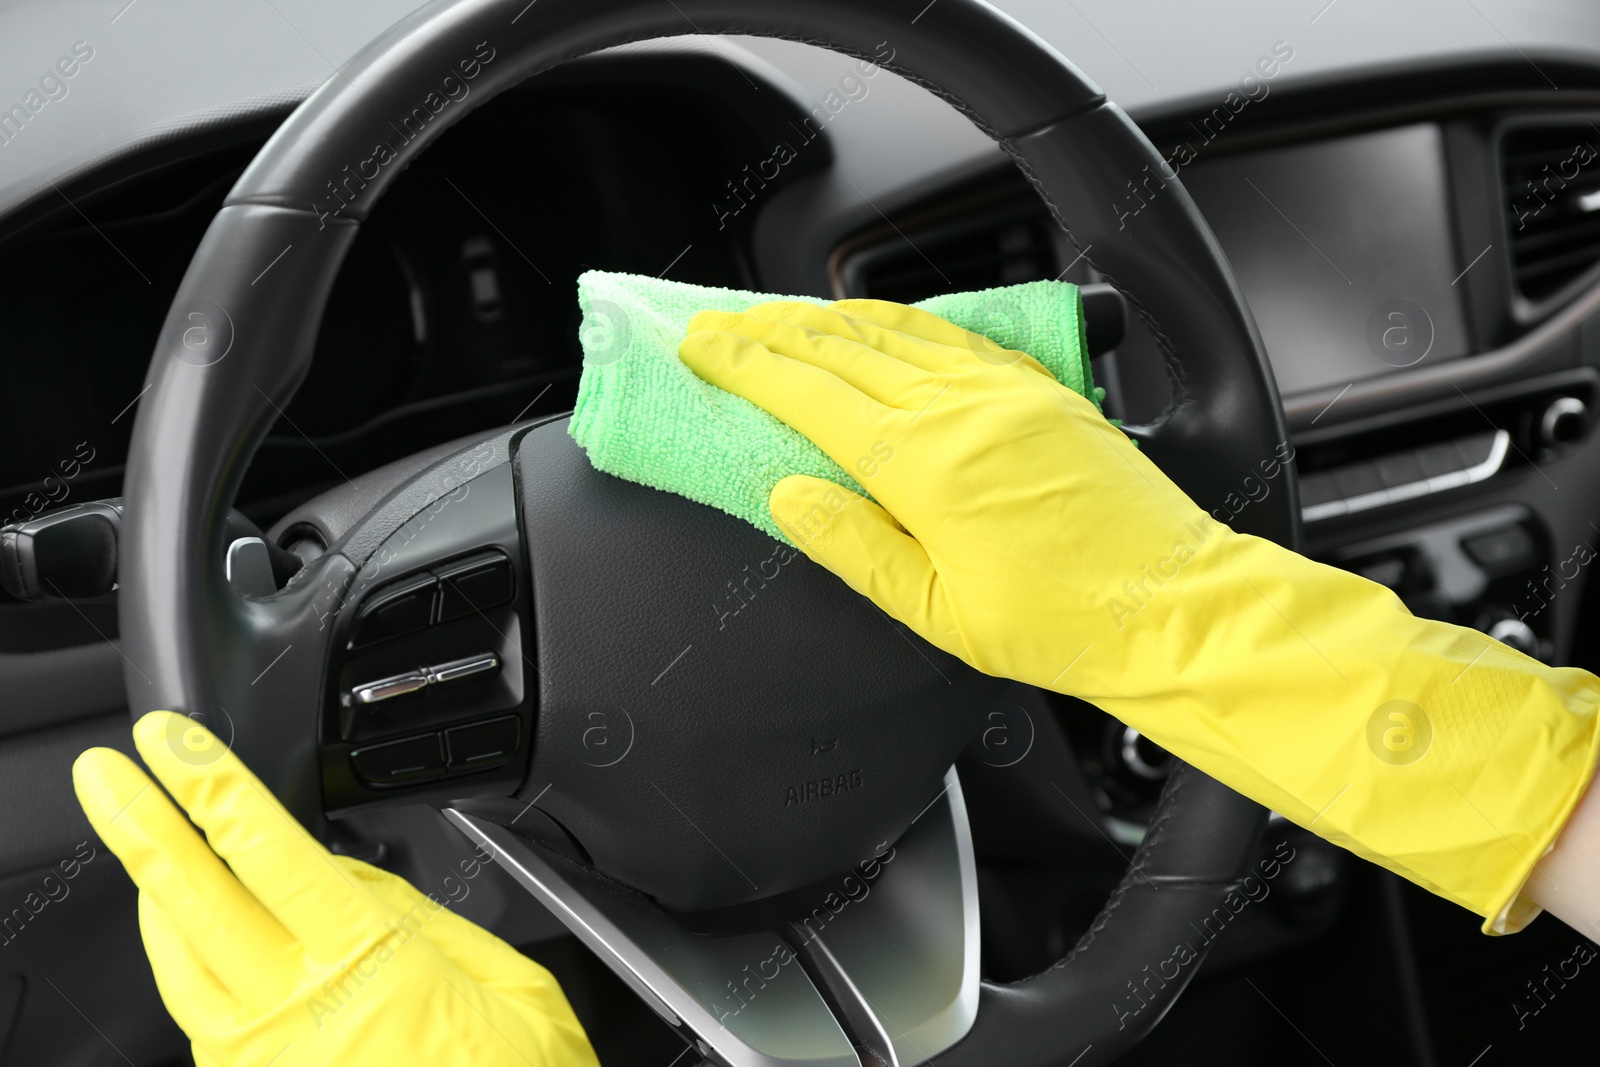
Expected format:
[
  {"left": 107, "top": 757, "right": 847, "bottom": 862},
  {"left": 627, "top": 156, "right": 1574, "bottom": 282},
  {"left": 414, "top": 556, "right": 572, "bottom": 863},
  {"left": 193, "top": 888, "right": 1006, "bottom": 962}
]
[
  {"left": 351, "top": 652, "right": 500, "bottom": 704},
  {"left": 353, "top": 672, "right": 428, "bottom": 704},
  {"left": 443, "top": 809, "right": 860, "bottom": 1067},
  {"left": 804, "top": 935, "right": 904, "bottom": 1067},
  {"left": 1302, "top": 429, "right": 1509, "bottom": 523},
  {"left": 797, "top": 769, "right": 980, "bottom": 1066},
  {"left": 428, "top": 652, "right": 500, "bottom": 685},
  {"left": 442, "top": 767, "right": 980, "bottom": 1067}
]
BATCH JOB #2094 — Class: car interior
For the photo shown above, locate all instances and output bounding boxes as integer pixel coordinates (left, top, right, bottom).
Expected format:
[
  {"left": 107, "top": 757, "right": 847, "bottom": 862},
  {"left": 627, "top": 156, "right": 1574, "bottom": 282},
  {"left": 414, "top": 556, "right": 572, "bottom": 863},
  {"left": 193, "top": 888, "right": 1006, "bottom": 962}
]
[{"left": 3, "top": 1, "right": 1600, "bottom": 1064}]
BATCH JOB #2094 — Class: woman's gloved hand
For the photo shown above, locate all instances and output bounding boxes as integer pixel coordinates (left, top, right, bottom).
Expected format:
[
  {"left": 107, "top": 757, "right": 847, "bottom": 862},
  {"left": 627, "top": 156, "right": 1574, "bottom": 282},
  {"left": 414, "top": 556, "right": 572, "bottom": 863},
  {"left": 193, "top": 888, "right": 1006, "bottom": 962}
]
[
  {"left": 678, "top": 297, "right": 1600, "bottom": 934},
  {"left": 73, "top": 711, "right": 599, "bottom": 1067}
]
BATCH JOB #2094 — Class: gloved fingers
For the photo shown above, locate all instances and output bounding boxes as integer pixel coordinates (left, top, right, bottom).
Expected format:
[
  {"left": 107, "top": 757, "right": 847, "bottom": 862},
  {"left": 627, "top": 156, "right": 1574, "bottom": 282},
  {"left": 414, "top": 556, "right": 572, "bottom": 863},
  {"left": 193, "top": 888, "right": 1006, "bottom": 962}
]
[
  {"left": 327, "top": 853, "right": 470, "bottom": 953},
  {"left": 770, "top": 476, "right": 960, "bottom": 656},
  {"left": 72, "top": 746, "right": 298, "bottom": 992},
  {"left": 826, "top": 298, "right": 1059, "bottom": 380},
  {"left": 137, "top": 890, "right": 239, "bottom": 1040},
  {"left": 130, "top": 711, "right": 383, "bottom": 963},
  {"left": 686, "top": 308, "right": 934, "bottom": 407},
  {"left": 679, "top": 328, "right": 887, "bottom": 463},
  {"left": 344, "top": 859, "right": 599, "bottom": 1063},
  {"left": 734, "top": 301, "right": 965, "bottom": 376},
  {"left": 335, "top": 855, "right": 538, "bottom": 987}
]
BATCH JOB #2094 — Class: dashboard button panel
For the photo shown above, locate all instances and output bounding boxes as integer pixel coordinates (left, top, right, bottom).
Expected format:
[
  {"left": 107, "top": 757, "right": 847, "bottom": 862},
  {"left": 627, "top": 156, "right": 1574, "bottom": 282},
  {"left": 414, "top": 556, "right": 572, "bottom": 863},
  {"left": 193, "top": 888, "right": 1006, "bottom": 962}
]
[
  {"left": 1454, "top": 432, "right": 1497, "bottom": 467},
  {"left": 1332, "top": 462, "right": 1384, "bottom": 500},
  {"left": 1372, "top": 451, "right": 1425, "bottom": 490},
  {"left": 1415, "top": 441, "right": 1468, "bottom": 478},
  {"left": 1302, "top": 430, "right": 1508, "bottom": 523},
  {"left": 1462, "top": 525, "right": 1536, "bottom": 572}
]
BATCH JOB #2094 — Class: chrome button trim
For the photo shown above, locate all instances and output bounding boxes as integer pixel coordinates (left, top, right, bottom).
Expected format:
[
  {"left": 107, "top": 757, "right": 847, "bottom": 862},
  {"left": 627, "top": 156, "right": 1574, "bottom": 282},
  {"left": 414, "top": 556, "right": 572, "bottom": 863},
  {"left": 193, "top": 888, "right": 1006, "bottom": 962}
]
[
  {"left": 351, "top": 652, "right": 500, "bottom": 705},
  {"left": 428, "top": 652, "right": 500, "bottom": 685},
  {"left": 352, "top": 672, "right": 428, "bottom": 704}
]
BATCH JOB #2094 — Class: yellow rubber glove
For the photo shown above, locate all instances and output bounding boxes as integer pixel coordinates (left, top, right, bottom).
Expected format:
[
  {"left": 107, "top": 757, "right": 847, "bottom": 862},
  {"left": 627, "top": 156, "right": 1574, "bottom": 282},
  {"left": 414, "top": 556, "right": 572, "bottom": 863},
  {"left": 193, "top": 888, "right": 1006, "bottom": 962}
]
[
  {"left": 73, "top": 711, "right": 598, "bottom": 1067},
  {"left": 678, "top": 298, "right": 1600, "bottom": 934}
]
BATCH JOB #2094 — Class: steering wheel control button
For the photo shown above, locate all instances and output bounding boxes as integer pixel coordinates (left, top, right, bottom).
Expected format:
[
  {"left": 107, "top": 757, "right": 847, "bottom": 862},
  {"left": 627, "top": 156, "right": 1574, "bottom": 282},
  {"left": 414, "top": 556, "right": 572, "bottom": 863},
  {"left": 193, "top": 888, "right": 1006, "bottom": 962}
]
[
  {"left": 428, "top": 652, "right": 500, "bottom": 686},
  {"left": 349, "top": 574, "right": 438, "bottom": 649},
  {"left": 445, "top": 717, "right": 520, "bottom": 770},
  {"left": 434, "top": 551, "right": 513, "bottom": 623},
  {"left": 350, "top": 652, "right": 499, "bottom": 707},
  {"left": 350, "top": 733, "right": 446, "bottom": 785},
  {"left": 353, "top": 670, "right": 430, "bottom": 705}
]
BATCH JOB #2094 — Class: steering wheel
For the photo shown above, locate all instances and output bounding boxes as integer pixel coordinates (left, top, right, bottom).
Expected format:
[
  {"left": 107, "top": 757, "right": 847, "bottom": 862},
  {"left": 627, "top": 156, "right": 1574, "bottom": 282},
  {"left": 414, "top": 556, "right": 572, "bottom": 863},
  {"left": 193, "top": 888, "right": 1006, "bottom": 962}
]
[{"left": 118, "top": 1, "right": 1297, "bottom": 1063}]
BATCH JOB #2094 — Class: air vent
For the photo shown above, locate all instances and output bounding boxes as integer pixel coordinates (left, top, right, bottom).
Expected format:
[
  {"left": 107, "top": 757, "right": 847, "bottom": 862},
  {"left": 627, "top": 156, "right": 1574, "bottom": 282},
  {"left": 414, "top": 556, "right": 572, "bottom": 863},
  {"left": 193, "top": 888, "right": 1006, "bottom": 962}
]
[
  {"left": 1502, "top": 124, "right": 1600, "bottom": 303},
  {"left": 837, "top": 204, "right": 1058, "bottom": 302}
]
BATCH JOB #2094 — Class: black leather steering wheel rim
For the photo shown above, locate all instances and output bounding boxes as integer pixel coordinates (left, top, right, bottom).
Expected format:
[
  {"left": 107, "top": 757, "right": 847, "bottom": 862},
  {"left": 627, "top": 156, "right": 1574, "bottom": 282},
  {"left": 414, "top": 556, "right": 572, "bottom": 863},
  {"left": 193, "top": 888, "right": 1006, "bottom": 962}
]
[{"left": 119, "top": 2, "right": 1294, "bottom": 1063}]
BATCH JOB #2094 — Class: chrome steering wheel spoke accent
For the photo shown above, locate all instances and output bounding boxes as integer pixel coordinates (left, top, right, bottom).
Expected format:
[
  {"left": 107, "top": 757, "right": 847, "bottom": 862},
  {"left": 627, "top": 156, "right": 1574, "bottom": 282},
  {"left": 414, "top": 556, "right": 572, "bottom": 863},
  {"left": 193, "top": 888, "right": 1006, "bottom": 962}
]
[{"left": 444, "top": 768, "right": 979, "bottom": 1067}]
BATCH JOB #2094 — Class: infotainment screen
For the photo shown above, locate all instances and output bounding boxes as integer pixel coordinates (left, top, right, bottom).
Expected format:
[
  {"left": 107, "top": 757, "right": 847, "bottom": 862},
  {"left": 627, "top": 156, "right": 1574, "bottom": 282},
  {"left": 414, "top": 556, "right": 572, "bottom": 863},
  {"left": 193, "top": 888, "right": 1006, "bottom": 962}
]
[{"left": 1179, "top": 123, "right": 1471, "bottom": 397}]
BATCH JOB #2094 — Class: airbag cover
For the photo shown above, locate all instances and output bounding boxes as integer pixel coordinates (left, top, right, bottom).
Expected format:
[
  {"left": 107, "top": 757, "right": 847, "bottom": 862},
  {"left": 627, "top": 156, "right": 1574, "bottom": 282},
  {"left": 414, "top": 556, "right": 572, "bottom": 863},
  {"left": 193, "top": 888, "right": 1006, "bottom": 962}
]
[{"left": 515, "top": 419, "right": 996, "bottom": 911}]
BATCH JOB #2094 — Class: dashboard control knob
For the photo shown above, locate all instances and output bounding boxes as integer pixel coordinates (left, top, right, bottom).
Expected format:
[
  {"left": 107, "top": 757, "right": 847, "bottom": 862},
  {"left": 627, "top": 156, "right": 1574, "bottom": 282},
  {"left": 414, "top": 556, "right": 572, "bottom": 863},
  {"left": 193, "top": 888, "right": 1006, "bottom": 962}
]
[
  {"left": 1118, "top": 725, "right": 1174, "bottom": 781},
  {"left": 1539, "top": 396, "right": 1588, "bottom": 448},
  {"left": 1487, "top": 616, "right": 1538, "bottom": 657}
]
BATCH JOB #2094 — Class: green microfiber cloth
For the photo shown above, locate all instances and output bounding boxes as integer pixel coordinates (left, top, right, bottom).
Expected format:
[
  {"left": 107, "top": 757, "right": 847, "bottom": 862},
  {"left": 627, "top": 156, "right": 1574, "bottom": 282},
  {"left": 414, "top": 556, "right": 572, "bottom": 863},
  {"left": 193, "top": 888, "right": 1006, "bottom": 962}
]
[{"left": 568, "top": 270, "right": 1102, "bottom": 544}]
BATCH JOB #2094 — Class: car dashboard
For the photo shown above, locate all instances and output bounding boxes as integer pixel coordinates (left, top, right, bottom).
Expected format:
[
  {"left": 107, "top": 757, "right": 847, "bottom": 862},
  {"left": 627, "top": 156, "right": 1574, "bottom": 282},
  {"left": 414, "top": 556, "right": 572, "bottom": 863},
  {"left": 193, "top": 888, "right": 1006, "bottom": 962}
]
[{"left": 4, "top": 8, "right": 1600, "bottom": 1066}]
